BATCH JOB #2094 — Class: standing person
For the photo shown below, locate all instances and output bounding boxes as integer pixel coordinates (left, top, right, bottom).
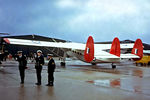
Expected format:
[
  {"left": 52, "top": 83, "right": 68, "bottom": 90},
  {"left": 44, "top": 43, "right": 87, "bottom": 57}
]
[
  {"left": 17, "top": 51, "right": 27, "bottom": 84},
  {"left": 0, "top": 53, "right": 2, "bottom": 64},
  {"left": 35, "top": 50, "right": 44, "bottom": 85},
  {"left": 46, "top": 54, "right": 56, "bottom": 86}
]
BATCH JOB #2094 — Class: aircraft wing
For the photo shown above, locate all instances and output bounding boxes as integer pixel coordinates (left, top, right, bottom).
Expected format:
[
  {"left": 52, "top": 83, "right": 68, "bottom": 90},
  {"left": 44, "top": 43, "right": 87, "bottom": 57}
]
[
  {"left": 4, "top": 38, "right": 134, "bottom": 51},
  {"left": 4, "top": 38, "right": 86, "bottom": 50}
]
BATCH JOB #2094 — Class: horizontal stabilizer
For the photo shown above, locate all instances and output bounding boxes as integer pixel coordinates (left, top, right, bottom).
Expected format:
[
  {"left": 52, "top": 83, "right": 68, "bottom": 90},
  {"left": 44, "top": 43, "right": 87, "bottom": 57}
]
[
  {"left": 95, "top": 55, "right": 120, "bottom": 59},
  {"left": 120, "top": 54, "right": 140, "bottom": 59}
]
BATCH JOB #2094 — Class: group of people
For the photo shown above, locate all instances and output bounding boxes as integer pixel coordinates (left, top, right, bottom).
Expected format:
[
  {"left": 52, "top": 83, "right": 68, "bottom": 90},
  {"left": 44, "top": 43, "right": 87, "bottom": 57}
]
[{"left": 17, "top": 50, "right": 56, "bottom": 86}]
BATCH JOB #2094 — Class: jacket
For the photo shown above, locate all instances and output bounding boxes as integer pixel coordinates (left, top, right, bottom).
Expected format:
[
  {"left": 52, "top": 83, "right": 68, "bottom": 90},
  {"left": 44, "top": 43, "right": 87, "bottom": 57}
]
[
  {"left": 48, "top": 58, "right": 55, "bottom": 73},
  {"left": 17, "top": 55, "right": 27, "bottom": 70},
  {"left": 35, "top": 55, "right": 44, "bottom": 69}
]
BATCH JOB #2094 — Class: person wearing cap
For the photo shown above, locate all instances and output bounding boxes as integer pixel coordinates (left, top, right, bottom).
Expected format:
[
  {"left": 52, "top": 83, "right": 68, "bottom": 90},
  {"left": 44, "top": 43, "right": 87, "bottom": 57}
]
[
  {"left": 17, "top": 51, "right": 27, "bottom": 84},
  {"left": 35, "top": 50, "right": 44, "bottom": 85},
  {"left": 46, "top": 54, "right": 56, "bottom": 86}
]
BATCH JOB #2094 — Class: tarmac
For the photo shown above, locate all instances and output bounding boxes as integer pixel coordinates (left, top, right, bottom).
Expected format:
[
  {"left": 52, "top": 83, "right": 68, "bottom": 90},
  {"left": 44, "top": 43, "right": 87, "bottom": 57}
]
[{"left": 0, "top": 59, "right": 150, "bottom": 100}]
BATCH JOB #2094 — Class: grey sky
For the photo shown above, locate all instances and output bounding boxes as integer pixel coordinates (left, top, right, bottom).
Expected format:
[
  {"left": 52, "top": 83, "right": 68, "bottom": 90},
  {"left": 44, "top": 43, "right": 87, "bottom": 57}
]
[{"left": 0, "top": 0, "right": 150, "bottom": 43}]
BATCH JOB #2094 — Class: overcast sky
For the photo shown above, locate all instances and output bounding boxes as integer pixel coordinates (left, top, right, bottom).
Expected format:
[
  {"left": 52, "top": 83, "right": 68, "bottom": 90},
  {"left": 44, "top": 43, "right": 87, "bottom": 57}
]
[{"left": 0, "top": 0, "right": 150, "bottom": 43}]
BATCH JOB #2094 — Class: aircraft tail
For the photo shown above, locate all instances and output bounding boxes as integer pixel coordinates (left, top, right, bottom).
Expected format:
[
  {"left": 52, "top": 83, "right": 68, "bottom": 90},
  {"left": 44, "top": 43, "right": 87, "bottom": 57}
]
[
  {"left": 84, "top": 36, "right": 94, "bottom": 62},
  {"left": 131, "top": 39, "right": 143, "bottom": 61},
  {"left": 109, "top": 37, "right": 120, "bottom": 57}
]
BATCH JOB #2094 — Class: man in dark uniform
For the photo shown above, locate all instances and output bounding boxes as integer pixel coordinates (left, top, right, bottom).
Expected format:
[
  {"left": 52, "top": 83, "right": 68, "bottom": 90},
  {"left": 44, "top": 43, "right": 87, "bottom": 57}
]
[
  {"left": 46, "top": 54, "right": 56, "bottom": 86},
  {"left": 17, "top": 51, "right": 27, "bottom": 84},
  {"left": 35, "top": 50, "right": 44, "bottom": 85},
  {"left": 0, "top": 53, "right": 2, "bottom": 64}
]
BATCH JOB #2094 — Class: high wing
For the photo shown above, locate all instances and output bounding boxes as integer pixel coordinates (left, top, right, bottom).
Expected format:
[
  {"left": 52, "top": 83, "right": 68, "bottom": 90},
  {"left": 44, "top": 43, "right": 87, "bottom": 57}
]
[
  {"left": 4, "top": 38, "right": 134, "bottom": 50},
  {"left": 4, "top": 36, "right": 143, "bottom": 63},
  {"left": 4, "top": 38, "right": 86, "bottom": 50}
]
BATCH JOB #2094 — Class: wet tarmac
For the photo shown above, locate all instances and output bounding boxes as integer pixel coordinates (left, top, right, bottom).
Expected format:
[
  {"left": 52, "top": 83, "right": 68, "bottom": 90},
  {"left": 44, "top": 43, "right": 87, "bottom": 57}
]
[{"left": 0, "top": 59, "right": 150, "bottom": 100}]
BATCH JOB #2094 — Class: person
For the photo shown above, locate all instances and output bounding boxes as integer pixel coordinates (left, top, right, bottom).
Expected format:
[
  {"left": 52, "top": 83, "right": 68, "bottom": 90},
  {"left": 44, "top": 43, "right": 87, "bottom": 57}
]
[
  {"left": 35, "top": 50, "right": 44, "bottom": 85},
  {"left": 46, "top": 54, "right": 56, "bottom": 86},
  {"left": 0, "top": 53, "right": 2, "bottom": 64},
  {"left": 17, "top": 51, "right": 27, "bottom": 84}
]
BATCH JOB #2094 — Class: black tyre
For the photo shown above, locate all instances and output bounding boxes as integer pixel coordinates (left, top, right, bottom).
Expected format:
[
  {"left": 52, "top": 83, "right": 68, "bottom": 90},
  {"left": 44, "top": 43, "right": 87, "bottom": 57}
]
[
  {"left": 112, "top": 65, "right": 116, "bottom": 69},
  {"left": 136, "top": 63, "right": 138, "bottom": 66},
  {"left": 140, "top": 63, "right": 143, "bottom": 66},
  {"left": 91, "top": 63, "right": 96, "bottom": 65},
  {"left": 148, "top": 62, "right": 150, "bottom": 66}
]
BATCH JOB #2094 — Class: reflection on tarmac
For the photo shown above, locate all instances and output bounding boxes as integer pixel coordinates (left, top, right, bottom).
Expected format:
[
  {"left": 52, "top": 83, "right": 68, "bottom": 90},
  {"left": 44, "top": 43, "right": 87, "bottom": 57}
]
[
  {"left": 87, "top": 78, "right": 148, "bottom": 94},
  {"left": 69, "top": 62, "right": 150, "bottom": 95}
]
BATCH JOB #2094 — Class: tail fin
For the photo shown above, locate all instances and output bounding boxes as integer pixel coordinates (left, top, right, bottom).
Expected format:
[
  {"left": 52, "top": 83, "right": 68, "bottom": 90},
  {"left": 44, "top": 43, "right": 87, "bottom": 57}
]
[
  {"left": 132, "top": 39, "right": 143, "bottom": 61},
  {"left": 84, "top": 36, "right": 94, "bottom": 62},
  {"left": 109, "top": 37, "right": 120, "bottom": 57}
]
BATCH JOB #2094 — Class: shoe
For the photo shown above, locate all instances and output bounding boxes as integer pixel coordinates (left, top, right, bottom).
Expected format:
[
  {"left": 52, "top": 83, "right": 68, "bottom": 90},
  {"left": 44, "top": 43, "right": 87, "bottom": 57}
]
[
  {"left": 46, "top": 84, "right": 51, "bottom": 86},
  {"left": 50, "top": 83, "right": 54, "bottom": 86},
  {"left": 35, "top": 83, "right": 41, "bottom": 85}
]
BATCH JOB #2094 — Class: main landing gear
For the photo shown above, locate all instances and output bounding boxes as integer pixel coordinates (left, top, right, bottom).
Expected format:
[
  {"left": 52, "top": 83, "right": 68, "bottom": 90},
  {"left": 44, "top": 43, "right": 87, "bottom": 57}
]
[{"left": 91, "top": 63, "right": 96, "bottom": 65}]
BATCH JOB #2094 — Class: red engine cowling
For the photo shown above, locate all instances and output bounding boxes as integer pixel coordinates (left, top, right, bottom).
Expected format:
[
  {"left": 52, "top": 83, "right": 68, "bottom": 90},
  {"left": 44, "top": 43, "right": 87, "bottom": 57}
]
[
  {"left": 109, "top": 37, "right": 120, "bottom": 57},
  {"left": 84, "top": 36, "right": 94, "bottom": 62},
  {"left": 132, "top": 39, "right": 143, "bottom": 61}
]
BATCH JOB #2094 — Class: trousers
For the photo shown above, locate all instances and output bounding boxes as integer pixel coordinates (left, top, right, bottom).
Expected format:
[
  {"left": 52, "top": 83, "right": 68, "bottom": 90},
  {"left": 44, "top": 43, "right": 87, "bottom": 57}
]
[
  {"left": 19, "top": 68, "right": 25, "bottom": 83},
  {"left": 36, "top": 68, "right": 42, "bottom": 84},
  {"left": 48, "top": 72, "right": 54, "bottom": 84}
]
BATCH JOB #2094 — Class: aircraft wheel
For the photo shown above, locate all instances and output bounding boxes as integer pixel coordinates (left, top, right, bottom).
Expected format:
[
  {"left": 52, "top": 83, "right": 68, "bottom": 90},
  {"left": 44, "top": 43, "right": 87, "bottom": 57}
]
[
  {"left": 91, "top": 63, "right": 96, "bottom": 65},
  {"left": 143, "top": 63, "right": 147, "bottom": 66},
  {"left": 140, "top": 63, "right": 143, "bottom": 66},
  {"left": 135, "top": 63, "right": 138, "bottom": 66},
  {"left": 112, "top": 65, "right": 116, "bottom": 69},
  {"left": 148, "top": 62, "right": 150, "bottom": 66}
]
